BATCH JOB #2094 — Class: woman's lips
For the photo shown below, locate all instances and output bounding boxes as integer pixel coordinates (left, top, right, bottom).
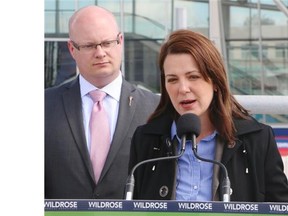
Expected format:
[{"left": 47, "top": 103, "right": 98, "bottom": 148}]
[
  {"left": 180, "top": 99, "right": 196, "bottom": 105},
  {"left": 180, "top": 99, "right": 196, "bottom": 109}
]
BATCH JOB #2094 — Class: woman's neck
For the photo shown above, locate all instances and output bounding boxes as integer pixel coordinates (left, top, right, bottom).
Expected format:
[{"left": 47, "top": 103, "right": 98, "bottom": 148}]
[{"left": 196, "top": 117, "right": 215, "bottom": 143}]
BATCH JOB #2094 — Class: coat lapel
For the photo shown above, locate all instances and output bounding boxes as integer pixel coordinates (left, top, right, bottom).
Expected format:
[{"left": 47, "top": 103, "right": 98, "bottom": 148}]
[
  {"left": 99, "top": 80, "right": 137, "bottom": 181},
  {"left": 62, "top": 79, "right": 95, "bottom": 180},
  {"left": 222, "top": 118, "right": 262, "bottom": 165}
]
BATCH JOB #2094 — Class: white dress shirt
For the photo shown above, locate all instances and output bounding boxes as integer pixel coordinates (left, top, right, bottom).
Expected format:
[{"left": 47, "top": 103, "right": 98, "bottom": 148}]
[{"left": 79, "top": 73, "right": 122, "bottom": 152}]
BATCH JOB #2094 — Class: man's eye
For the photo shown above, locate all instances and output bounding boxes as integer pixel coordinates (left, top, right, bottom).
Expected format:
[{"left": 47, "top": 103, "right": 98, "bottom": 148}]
[
  {"left": 102, "top": 41, "right": 113, "bottom": 47},
  {"left": 82, "top": 44, "right": 95, "bottom": 50}
]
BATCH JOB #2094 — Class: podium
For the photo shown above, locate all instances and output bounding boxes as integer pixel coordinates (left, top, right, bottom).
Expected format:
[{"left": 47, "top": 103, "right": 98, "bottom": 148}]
[{"left": 45, "top": 199, "right": 288, "bottom": 215}]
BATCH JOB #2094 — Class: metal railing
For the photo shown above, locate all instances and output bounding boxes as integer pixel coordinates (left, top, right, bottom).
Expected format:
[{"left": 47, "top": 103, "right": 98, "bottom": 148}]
[{"left": 235, "top": 95, "right": 288, "bottom": 115}]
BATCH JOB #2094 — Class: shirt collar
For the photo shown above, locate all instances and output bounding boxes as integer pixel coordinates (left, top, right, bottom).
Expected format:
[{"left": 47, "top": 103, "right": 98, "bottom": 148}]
[
  {"left": 171, "top": 120, "right": 217, "bottom": 142},
  {"left": 79, "top": 73, "right": 122, "bottom": 102}
]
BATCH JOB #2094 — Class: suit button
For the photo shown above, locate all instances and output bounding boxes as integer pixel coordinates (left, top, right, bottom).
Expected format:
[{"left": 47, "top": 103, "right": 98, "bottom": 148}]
[{"left": 159, "top": 186, "right": 169, "bottom": 197}]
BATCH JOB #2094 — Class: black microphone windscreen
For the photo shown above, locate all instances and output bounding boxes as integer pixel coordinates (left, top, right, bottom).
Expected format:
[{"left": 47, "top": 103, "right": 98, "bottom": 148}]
[{"left": 176, "top": 113, "right": 201, "bottom": 138}]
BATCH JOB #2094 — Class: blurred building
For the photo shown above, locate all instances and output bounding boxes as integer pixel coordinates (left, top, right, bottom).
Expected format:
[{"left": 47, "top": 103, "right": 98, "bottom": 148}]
[{"left": 44, "top": 0, "right": 288, "bottom": 124}]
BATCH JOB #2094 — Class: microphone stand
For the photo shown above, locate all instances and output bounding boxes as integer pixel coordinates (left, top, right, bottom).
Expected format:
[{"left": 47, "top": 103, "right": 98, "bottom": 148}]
[
  {"left": 125, "top": 137, "right": 187, "bottom": 200},
  {"left": 191, "top": 135, "right": 231, "bottom": 202}
]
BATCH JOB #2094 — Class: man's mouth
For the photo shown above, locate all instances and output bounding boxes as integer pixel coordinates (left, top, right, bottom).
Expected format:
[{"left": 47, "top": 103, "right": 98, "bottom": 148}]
[{"left": 94, "top": 61, "right": 108, "bottom": 66}]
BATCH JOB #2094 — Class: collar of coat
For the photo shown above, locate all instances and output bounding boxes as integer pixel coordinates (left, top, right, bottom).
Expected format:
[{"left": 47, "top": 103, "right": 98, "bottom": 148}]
[{"left": 141, "top": 113, "right": 264, "bottom": 137}]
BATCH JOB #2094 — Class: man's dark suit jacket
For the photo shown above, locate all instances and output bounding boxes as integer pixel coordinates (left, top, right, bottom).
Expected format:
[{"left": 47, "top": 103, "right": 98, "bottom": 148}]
[{"left": 45, "top": 76, "right": 159, "bottom": 199}]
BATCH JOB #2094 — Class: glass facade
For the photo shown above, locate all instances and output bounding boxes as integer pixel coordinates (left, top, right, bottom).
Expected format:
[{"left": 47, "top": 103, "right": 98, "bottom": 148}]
[{"left": 44, "top": 0, "right": 288, "bottom": 124}]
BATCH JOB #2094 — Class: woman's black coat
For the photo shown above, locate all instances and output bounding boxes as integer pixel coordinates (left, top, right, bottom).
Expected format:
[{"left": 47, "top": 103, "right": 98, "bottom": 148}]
[{"left": 128, "top": 114, "right": 288, "bottom": 202}]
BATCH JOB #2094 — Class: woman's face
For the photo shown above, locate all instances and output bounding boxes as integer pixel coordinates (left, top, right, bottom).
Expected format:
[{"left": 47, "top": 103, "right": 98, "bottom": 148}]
[{"left": 164, "top": 53, "right": 214, "bottom": 119}]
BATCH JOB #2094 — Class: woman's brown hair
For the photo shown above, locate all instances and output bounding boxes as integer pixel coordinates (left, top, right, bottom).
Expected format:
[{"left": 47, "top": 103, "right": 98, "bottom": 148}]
[{"left": 148, "top": 29, "right": 249, "bottom": 146}]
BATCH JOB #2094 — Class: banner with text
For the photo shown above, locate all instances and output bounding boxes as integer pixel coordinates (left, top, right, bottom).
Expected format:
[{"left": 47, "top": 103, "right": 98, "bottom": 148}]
[{"left": 45, "top": 200, "right": 288, "bottom": 215}]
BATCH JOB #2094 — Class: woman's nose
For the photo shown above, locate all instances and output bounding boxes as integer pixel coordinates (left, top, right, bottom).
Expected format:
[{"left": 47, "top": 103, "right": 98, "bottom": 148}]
[{"left": 178, "top": 80, "right": 190, "bottom": 94}]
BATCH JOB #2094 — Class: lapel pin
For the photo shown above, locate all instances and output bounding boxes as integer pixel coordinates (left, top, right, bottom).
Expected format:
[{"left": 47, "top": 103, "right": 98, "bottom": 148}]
[{"left": 129, "top": 96, "right": 133, "bottom": 106}]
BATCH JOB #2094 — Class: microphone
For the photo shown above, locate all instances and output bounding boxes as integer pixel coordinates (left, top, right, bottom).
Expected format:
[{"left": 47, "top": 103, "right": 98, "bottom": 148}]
[
  {"left": 125, "top": 122, "right": 192, "bottom": 200},
  {"left": 176, "top": 113, "right": 231, "bottom": 202}
]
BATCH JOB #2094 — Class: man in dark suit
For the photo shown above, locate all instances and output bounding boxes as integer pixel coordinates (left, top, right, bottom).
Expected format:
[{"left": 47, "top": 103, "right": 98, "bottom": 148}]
[{"left": 45, "top": 5, "right": 159, "bottom": 199}]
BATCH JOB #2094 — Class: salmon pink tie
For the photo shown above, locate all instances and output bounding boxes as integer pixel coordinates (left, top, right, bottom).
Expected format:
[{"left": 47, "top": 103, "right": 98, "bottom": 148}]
[{"left": 89, "top": 90, "right": 110, "bottom": 183}]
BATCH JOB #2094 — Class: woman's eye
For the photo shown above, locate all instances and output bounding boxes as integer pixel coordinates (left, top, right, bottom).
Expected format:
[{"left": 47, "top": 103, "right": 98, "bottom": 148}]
[
  {"left": 167, "top": 78, "right": 177, "bottom": 83},
  {"left": 189, "top": 75, "right": 200, "bottom": 80}
]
